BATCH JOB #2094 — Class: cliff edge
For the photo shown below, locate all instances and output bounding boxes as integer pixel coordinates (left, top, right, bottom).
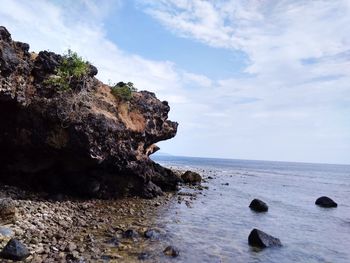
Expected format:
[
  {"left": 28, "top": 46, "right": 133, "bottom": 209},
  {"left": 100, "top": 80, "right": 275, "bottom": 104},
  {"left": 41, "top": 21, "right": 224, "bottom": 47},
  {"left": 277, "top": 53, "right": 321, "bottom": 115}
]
[{"left": 0, "top": 26, "right": 180, "bottom": 198}]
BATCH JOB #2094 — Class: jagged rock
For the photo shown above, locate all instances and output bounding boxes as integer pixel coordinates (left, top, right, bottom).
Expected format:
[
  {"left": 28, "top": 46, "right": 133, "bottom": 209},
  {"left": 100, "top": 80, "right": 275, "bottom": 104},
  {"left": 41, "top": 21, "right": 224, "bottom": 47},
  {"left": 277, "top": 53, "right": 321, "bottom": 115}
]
[
  {"left": 163, "top": 246, "right": 179, "bottom": 257},
  {"left": 0, "top": 26, "right": 180, "bottom": 198},
  {"left": 0, "top": 239, "right": 29, "bottom": 261},
  {"left": 0, "top": 198, "right": 16, "bottom": 224},
  {"left": 248, "top": 229, "right": 282, "bottom": 248},
  {"left": 315, "top": 196, "right": 337, "bottom": 208},
  {"left": 249, "top": 199, "right": 268, "bottom": 212},
  {"left": 181, "top": 171, "right": 202, "bottom": 184}
]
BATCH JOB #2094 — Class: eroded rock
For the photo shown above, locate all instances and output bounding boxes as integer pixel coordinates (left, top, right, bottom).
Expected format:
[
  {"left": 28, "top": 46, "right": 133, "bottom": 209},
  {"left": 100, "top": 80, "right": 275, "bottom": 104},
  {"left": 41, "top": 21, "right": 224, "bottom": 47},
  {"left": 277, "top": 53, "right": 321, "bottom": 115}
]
[
  {"left": 181, "top": 171, "right": 202, "bottom": 184},
  {"left": 0, "top": 26, "right": 180, "bottom": 198}
]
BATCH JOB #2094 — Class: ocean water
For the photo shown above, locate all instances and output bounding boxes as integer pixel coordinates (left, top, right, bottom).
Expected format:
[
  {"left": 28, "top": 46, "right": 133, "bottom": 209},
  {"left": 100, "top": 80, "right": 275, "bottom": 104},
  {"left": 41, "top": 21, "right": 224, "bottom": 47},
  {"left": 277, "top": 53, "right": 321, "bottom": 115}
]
[{"left": 151, "top": 156, "right": 350, "bottom": 263}]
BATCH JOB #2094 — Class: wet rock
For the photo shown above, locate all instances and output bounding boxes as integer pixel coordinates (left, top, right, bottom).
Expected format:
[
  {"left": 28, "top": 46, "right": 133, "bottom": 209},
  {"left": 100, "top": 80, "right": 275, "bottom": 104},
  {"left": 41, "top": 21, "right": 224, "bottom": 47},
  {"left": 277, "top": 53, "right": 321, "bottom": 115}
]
[
  {"left": 248, "top": 229, "right": 282, "bottom": 248},
  {"left": 0, "top": 238, "right": 30, "bottom": 261},
  {"left": 181, "top": 171, "right": 202, "bottom": 184},
  {"left": 123, "top": 229, "right": 138, "bottom": 238},
  {"left": 0, "top": 226, "right": 14, "bottom": 238},
  {"left": 105, "top": 237, "right": 119, "bottom": 246},
  {"left": 138, "top": 252, "right": 151, "bottom": 260},
  {"left": 163, "top": 246, "right": 179, "bottom": 257},
  {"left": 315, "top": 196, "right": 337, "bottom": 208},
  {"left": 249, "top": 199, "right": 268, "bottom": 212},
  {"left": 0, "top": 198, "right": 16, "bottom": 223},
  {"left": 144, "top": 229, "right": 160, "bottom": 240}
]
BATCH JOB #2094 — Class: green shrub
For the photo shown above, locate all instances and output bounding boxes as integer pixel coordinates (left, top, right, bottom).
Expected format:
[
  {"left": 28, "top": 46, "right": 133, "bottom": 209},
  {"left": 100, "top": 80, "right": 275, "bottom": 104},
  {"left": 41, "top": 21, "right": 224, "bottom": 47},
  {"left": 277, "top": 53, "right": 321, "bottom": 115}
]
[
  {"left": 111, "top": 82, "right": 137, "bottom": 101},
  {"left": 46, "top": 49, "right": 89, "bottom": 90}
]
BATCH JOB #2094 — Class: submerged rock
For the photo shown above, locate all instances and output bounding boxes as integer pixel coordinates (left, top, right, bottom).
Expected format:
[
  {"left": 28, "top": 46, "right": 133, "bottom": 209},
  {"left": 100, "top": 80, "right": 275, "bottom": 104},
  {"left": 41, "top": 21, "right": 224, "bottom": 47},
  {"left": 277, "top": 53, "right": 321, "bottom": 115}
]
[
  {"left": 0, "top": 239, "right": 29, "bottom": 261},
  {"left": 163, "top": 246, "right": 179, "bottom": 257},
  {"left": 249, "top": 199, "right": 268, "bottom": 212},
  {"left": 0, "top": 26, "right": 180, "bottom": 198},
  {"left": 315, "top": 196, "right": 337, "bottom": 208},
  {"left": 144, "top": 229, "right": 160, "bottom": 240},
  {"left": 248, "top": 229, "right": 282, "bottom": 248},
  {"left": 181, "top": 171, "right": 202, "bottom": 184}
]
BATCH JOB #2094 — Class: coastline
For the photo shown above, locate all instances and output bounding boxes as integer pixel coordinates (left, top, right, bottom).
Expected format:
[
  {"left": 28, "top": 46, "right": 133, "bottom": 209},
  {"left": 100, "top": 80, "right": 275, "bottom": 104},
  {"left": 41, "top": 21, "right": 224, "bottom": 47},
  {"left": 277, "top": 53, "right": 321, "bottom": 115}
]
[{"left": 0, "top": 167, "right": 206, "bottom": 262}]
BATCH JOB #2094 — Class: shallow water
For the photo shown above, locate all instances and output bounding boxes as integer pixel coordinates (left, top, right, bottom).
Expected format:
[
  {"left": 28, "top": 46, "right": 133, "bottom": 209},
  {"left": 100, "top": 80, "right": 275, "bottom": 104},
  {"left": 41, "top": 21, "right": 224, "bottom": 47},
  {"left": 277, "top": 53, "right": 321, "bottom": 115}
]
[{"left": 149, "top": 156, "right": 350, "bottom": 263}]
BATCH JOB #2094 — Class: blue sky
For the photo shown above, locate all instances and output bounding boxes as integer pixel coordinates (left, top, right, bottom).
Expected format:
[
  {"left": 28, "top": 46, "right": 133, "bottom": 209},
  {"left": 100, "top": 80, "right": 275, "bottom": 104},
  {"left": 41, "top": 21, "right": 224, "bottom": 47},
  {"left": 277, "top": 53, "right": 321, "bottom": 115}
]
[{"left": 1, "top": 0, "right": 349, "bottom": 164}]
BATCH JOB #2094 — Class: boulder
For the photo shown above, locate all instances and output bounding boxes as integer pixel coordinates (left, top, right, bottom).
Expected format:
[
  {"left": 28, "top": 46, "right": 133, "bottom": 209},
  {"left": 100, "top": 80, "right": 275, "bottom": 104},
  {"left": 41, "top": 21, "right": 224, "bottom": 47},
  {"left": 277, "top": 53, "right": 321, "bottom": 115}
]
[
  {"left": 123, "top": 229, "right": 138, "bottom": 238},
  {"left": 0, "top": 26, "right": 180, "bottom": 198},
  {"left": 144, "top": 229, "right": 160, "bottom": 240},
  {"left": 249, "top": 199, "right": 268, "bottom": 212},
  {"left": 0, "top": 239, "right": 29, "bottom": 261},
  {"left": 315, "top": 196, "right": 337, "bottom": 208},
  {"left": 163, "top": 246, "right": 179, "bottom": 257},
  {"left": 248, "top": 229, "right": 282, "bottom": 248},
  {"left": 0, "top": 198, "right": 16, "bottom": 224},
  {"left": 181, "top": 171, "right": 202, "bottom": 184}
]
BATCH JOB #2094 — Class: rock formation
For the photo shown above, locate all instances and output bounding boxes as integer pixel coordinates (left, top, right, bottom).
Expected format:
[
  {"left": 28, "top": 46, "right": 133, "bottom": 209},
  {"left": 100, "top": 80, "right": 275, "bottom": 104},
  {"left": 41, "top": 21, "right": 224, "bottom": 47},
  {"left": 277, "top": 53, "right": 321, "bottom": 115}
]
[
  {"left": 0, "top": 26, "right": 180, "bottom": 198},
  {"left": 249, "top": 198, "right": 268, "bottom": 212},
  {"left": 315, "top": 196, "right": 337, "bottom": 208}
]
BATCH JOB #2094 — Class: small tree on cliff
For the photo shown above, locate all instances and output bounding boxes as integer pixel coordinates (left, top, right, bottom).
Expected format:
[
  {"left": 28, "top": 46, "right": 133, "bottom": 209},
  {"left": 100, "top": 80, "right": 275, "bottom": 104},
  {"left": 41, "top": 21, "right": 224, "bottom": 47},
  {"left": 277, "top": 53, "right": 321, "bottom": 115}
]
[
  {"left": 46, "top": 49, "right": 89, "bottom": 90},
  {"left": 111, "top": 82, "right": 137, "bottom": 101}
]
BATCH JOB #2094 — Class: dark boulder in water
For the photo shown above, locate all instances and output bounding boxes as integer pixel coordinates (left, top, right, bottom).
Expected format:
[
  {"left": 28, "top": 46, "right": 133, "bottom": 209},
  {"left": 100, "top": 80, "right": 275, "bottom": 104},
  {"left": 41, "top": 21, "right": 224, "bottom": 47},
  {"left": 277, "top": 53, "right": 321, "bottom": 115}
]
[
  {"left": 163, "top": 246, "right": 179, "bottom": 257},
  {"left": 0, "top": 239, "right": 29, "bottom": 261},
  {"left": 315, "top": 196, "right": 337, "bottom": 208},
  {"left": 249, "top": 199, "right": 268, "bottom": 212},
  {"left": 181, "top": 171, "right": 202, "bottom": 184},
  {"left": 248, "top": 229, "right": 282, "bottom": 248}
]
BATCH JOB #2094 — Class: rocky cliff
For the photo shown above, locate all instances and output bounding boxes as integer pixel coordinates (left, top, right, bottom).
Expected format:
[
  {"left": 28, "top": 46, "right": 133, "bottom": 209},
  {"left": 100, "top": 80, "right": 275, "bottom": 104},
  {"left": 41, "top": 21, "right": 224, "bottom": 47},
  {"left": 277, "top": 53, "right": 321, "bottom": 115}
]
[{"left": 0, "top": 26, "right": 180, "bottom": 198}]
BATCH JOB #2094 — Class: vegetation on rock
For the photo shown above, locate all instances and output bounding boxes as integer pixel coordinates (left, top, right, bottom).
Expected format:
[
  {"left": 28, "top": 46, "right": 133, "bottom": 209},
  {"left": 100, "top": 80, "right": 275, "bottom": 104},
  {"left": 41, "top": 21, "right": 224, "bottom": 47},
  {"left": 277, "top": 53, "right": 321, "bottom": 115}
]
[
  {"left": 45, "top": 49, "right": 89, "bottom": 90},
  {"left": 111, "top": 81, "right": 137, "bottom": 101}
]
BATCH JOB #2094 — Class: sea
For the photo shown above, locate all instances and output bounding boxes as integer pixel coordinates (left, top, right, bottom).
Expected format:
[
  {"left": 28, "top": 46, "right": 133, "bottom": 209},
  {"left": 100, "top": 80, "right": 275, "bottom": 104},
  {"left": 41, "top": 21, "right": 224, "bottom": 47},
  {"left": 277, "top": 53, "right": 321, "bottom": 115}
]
[{"left": 150, "top": 155, "right": 350, "bottom": 263}]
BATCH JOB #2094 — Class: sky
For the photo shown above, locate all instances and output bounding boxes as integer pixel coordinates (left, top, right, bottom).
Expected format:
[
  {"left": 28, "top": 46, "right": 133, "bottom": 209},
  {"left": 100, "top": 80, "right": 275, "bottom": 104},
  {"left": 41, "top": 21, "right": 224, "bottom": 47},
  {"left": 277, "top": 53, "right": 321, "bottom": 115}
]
[{"left": 0, "top": 0, "right": 349, "bottom": 164}]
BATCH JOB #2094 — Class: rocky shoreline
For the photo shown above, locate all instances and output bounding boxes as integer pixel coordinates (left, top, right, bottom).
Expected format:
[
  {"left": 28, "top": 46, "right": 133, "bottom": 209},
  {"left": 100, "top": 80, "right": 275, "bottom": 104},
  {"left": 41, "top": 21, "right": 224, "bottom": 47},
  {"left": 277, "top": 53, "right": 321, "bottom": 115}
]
[{"left": 0, "top": 169, "right": 206, "bottom": 262}]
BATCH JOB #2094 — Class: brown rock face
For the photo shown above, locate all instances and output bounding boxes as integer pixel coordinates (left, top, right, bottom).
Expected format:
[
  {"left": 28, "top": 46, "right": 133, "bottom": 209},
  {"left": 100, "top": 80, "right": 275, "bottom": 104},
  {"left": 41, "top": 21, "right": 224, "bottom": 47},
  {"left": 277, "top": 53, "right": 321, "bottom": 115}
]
[{"left": 0, "top": 26, "right": 180, "bottom": 198}]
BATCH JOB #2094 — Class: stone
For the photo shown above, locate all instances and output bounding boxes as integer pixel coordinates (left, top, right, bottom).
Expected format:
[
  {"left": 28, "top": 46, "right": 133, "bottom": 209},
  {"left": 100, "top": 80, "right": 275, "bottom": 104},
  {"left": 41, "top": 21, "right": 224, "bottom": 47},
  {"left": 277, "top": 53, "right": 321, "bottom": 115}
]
[
  {"left": 0, "top": 198, "right": 16, "bottom": 224},
  {"left": 144, "top": 229, "right": 160, "bottom": 240},
  {"left": 181, "top": 171, "right": 202, "bottom": 184},
  {"left": 248, "top": 229, "right": 282, "bottom": 248},
  {"left": 163, "top": 246, "right": 179, "bottom": 257},
  {"left": 249, "top": 199, "right": 268, "bottom": 212},
  {"left": 123, "top": 229, "right": 138, "bottom": 238},
  {"left": 105, "top": 237, "right": 119, "bottom": 246},
  {"left": 138, "top": 252, "right": 151, "bottom": 260},
  {"left": 0, "top": 238, "right": 30, "bottom": 261},
  {"left": 315, "top": 196, "right": 337, "bottom": 208},
  {"left": 0, "top": 226, "right": 14, "bottom": 238},
  {"left": 65, "top": 242, "right": 77, "bottom": 252}
]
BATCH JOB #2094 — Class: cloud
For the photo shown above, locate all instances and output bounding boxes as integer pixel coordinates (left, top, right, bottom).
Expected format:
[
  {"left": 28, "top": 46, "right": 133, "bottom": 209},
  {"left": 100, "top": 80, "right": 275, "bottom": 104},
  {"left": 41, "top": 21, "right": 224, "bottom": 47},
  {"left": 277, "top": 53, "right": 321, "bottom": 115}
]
[
  {"left": 139, "top": 0, "right": 350, "bottom": 163},
  {"left": 1, "top": 0, "right": 349, "bottom": 163}
]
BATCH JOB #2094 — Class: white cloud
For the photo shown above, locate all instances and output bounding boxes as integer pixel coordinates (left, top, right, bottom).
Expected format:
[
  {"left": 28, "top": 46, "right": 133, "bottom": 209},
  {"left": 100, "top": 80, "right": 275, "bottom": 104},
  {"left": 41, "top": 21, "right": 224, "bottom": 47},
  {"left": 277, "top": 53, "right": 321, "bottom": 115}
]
[
  {"left": 1, "top": 0, "right": 349, "bottom": 163},
  {"left": 140, "top": 0, "right": 350, "bottom": 163}
]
